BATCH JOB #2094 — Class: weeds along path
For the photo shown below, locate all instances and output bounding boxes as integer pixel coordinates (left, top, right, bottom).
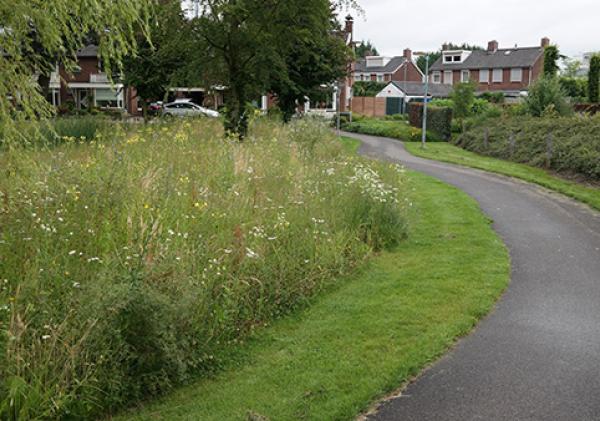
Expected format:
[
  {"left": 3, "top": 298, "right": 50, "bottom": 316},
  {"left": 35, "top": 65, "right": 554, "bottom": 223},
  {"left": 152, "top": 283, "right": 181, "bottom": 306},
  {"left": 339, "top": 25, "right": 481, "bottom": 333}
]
[
  {"left": 345, "top": 132, "right": 600, "bottom": 421},
  {"left": 119, "top": 168, "right": 509, "bottom": 420}
]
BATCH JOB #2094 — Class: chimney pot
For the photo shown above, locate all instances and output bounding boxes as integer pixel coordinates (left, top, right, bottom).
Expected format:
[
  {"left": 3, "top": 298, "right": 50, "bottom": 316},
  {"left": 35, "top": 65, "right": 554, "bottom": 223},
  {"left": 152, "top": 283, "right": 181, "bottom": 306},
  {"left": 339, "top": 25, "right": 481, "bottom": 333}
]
[
  {"left": 487, "top": 40, "right": 499, "bottom": 52},
  {"left": 541, "top": 37, "right": 550, "bottom": 48},
  {"left": 403, "top": 48, "right": 412, "bottom": 61}
]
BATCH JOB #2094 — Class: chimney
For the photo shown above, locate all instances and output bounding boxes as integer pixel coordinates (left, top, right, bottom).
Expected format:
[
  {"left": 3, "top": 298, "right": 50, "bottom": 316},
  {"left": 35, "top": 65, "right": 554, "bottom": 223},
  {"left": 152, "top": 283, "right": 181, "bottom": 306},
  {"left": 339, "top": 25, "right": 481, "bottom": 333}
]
[
  {"left": 487, "top": 40, "right": 499, "bottom": 52},
  {"left": 442, "top": 43, "right": 450, "bottom": 51},
  {"left": 345, "top": 15, "right": 354, "bottom": 43},
  {"left": 403, "top": 48, "right": 412, "bottom": 61},
  {"left": 541, "top": 37, "right": 550, "bottom": 48}
]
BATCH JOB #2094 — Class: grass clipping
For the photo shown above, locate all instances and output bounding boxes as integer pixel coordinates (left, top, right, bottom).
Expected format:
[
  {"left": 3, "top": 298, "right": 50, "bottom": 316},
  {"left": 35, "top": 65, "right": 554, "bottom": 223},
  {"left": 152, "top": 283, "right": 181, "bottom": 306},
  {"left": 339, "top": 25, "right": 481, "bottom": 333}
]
[{"left": 0, "top": 118, "right": 408, "bottom": 419}]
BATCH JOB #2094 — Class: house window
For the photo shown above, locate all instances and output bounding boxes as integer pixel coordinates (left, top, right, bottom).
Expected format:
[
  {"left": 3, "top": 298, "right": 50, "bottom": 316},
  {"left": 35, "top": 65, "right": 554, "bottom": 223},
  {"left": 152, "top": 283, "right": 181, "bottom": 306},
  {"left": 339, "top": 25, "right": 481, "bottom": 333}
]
[
  {"left": 444, "top": 71, "right": 453, "bottom": 85},
  {"left": 444, "top": 55, "right": 453, "bottom": 63},
  {"left": 354, "top": 74, "right": 361, "bottom": 81},
  {"left": 492, "top": 69, "right": 503, "bottom": 83},
  {"left": 432, "top": 71, "right": 441, "bottom": 84},
  {"left": 461, "top": 70, "right": 470, "bottom": 82},
  {"left": 453, "top": 55, "right": 461, "bottom": 62},
  {"left": 377, "top": 74, "right": 384, "bottom": 82},
  {"left": 510, "top": 68, "right": 523, "bottom": 82},
  {"left": 479, "top": 69, "right": 490, "bottom": 84}
]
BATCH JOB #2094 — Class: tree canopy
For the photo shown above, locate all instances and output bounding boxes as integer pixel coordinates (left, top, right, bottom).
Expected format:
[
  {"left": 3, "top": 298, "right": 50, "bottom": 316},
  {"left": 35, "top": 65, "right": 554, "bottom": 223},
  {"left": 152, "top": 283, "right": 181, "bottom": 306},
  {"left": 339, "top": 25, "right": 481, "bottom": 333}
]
[
  {"left": 123, "top": 0, "right": 193, "bottom": 119},
  {"left": 0, "top": 0, "right": 150, "bottom": 141},
  {"left": 355, "top": 40, "right": 379, "bottom": 58},
  {"left": 191, "top": 0, "right": 356, "bottom": 137}
]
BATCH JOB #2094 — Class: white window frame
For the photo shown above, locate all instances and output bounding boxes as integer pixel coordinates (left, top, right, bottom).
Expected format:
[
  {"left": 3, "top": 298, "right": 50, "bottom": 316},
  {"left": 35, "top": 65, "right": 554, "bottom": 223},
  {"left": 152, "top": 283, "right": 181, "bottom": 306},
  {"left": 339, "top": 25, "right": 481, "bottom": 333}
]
[
  {"left": 444, "top": 70, "right": 453, "bottom": 85},
  {"left": 479, "top": 69, "right": 490, "bottom": 84},
  {"left": 432, "top": 71, "right": 441, "bottom": 84},
  {"left": 377, "top": 74, "right": 384, "bottom": 82},
  {"left": 510, "top": 68, "right": 523, "bottom": 82},
  {"left": 461, "top": 70, "right": 470, "bottom": 83},
  {"left": 492, "top": 68, "right": 503, "bottom": 83}
]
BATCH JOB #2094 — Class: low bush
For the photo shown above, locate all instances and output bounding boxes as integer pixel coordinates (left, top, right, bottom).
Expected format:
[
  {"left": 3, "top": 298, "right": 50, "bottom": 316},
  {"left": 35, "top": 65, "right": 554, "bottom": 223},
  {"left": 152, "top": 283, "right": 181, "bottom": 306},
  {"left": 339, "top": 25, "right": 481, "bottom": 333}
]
[
  {"left": 352, "top": 81, "right": 388, "bottom": 97},
  {"left": 408, "top": 102, "right": 453, "bottom": 140},
  {"left": 0, "top": 118, "right": 408, "bottom": 419},
  {"left": 455, "top": 115, "right": 600, "bottom": 181},
  {"left": 341, "top": 116, "right": 438, "bottom": 141}
]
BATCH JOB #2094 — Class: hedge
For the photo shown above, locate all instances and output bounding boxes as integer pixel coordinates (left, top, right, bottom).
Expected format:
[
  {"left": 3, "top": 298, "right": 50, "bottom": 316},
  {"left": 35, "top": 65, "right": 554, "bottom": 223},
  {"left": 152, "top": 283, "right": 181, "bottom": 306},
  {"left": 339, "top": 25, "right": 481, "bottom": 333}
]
[
  {"left": 455, "top": 116, "right": 600, "bottom": 181},
  {"left": 408, "top": 102, "right": 453, "bottom": 141}
]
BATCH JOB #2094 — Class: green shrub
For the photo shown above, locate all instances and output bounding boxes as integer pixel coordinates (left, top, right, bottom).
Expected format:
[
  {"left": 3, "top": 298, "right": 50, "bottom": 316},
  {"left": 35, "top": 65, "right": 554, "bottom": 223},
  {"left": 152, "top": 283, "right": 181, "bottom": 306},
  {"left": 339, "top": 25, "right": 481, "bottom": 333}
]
[
  {"left": 408, "top": 102, "right": 453, "bottom": 140},
  {"left": 589, "top": 55, "right": 600, "bottom": 103},
  {"left": 479, "top": 91, "right": 505, "bottom": 104},
  {"left": 560, "top": 77, "right": 587, "bottom": 100},
  {"left": 0, "top": 119, "right": 408, "bottom": 419},
  {"left": 524, "top": 76, "right": 573, "bottom": 117},
  {"left": 455, "top": 115, "right": 600, "bottom": 180}
]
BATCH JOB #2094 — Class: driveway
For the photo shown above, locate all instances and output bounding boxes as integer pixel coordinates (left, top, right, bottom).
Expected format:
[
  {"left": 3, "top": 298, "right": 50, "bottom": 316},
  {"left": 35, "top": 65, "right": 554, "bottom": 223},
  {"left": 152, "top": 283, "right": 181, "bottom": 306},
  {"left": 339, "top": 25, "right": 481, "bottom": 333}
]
[{"left": 342, "top": 132, "right": 600, "bottom": 421}]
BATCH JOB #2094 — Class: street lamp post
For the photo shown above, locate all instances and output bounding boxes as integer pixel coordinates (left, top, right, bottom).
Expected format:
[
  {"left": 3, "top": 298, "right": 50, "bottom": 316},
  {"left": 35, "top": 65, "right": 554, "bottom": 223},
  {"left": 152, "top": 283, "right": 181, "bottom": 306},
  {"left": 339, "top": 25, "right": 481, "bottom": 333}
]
[{"left": 421, "top": 54, "right": 430, "bottom": 149}]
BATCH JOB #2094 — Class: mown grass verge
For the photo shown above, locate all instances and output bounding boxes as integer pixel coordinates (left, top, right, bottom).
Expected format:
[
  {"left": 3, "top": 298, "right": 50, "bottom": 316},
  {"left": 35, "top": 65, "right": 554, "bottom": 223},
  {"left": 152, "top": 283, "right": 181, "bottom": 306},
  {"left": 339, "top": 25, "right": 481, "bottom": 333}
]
[
  {"left": 404, "top": 142, "right": 600, "bottom": 212},
  {"left": 117, "top": 170, "right": 509, "bottom": 421}
]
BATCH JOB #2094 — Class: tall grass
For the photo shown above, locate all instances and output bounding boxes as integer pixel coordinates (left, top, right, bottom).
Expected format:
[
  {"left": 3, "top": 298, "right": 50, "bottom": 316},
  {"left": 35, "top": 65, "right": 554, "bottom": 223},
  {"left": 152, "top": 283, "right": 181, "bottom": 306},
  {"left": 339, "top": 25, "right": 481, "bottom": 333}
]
[{"left": 0, "top": 118, "right": 408, "bottom": 419}]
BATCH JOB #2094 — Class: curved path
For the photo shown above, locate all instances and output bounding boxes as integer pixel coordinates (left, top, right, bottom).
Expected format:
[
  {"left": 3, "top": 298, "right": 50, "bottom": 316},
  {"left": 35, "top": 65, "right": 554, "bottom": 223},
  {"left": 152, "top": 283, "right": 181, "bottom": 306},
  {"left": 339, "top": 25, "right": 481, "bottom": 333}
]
[{"left": 343, "top": 132, "right": 600, "bottom": 421}]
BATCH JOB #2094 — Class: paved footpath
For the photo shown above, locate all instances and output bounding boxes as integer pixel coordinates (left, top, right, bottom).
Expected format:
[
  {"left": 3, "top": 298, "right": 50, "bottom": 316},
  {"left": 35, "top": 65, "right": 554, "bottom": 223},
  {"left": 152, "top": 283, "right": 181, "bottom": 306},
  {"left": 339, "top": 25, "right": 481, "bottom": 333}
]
[{"left": 343, "top": 132, "right": 600, "bottom": 421}]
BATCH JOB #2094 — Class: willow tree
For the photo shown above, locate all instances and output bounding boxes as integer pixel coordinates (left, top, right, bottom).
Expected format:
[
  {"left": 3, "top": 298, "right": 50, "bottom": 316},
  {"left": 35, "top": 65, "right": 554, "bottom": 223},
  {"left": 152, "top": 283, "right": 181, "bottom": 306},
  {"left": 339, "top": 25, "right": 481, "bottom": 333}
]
[{"left": 0, "top": 0, "right": 151, "bottom": 141}]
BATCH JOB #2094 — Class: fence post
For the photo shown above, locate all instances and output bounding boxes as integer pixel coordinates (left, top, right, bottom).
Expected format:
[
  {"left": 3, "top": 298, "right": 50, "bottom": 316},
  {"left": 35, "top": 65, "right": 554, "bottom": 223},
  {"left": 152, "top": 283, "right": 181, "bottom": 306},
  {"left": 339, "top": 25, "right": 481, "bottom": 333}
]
[
  {"left": 483, "top": 128, "right": 489, "bottom": 150},
  {"left": 509, "top": 132, "right": 516, "bottom": 158},
  {"left": 546, "top": 132, "right": 553, "bottom": 169}
]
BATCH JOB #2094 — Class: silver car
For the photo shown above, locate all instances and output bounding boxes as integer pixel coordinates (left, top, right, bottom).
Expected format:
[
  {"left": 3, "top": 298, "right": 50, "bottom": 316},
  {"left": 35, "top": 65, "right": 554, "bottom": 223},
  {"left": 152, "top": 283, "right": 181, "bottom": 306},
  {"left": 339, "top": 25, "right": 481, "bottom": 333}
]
[{"left": 162, "top": 101, "right": 220, "bottom": 118}]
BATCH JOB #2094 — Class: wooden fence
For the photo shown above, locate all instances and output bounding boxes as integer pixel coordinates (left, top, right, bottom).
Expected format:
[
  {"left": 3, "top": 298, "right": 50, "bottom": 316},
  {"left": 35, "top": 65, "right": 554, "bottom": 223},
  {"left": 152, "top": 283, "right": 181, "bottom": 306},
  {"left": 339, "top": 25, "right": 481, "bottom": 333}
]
[{"left": 351, "top": 97, "right": 386, "bottom": 117}]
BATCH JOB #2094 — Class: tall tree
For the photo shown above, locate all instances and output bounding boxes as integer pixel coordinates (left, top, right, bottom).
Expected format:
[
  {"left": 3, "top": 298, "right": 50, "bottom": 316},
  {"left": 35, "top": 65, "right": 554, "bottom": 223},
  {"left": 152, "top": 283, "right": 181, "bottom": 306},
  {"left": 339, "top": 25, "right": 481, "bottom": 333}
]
[
  {"left": 589, "top": 55, "right": 600, "bottom": 103},
  {"left": 0, "top": 0, "right": 150, "bottom": 141},
  {"left": 269, "top": 2, "right": 350, "bottom": 122},
  {"left": 543, "top": 45, "right": 560, "bottom": 77},
  {"left": 355, "top": 40, "right": 378, "bottom": 58},
  {"left": 191, "top": 0, "right": 358, "bottom": 138},
  {"left": 123, "top": 0, "right": 192, "bottom": 121}
]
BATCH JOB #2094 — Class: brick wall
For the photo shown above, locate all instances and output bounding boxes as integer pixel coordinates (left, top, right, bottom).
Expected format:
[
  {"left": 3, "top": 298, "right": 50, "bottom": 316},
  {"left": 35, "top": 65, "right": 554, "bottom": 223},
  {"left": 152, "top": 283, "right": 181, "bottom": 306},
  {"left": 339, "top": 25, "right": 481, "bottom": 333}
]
[
  {"left": 351, "top": 97, "right": 386, "bottom": 117},
  {"left": 391, "top": 62, "right": 423, "bottom": 83}
]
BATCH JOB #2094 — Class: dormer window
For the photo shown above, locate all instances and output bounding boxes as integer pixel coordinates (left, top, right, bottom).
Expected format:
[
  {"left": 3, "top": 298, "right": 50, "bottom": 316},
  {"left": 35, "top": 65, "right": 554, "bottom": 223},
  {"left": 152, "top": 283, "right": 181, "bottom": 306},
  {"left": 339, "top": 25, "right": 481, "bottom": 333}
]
[
  {"left": 445, "top": 56, "right": 453, "bottom": 63},
  {"left": 453, "top": 55, "right": 461, "bottom": 62}
]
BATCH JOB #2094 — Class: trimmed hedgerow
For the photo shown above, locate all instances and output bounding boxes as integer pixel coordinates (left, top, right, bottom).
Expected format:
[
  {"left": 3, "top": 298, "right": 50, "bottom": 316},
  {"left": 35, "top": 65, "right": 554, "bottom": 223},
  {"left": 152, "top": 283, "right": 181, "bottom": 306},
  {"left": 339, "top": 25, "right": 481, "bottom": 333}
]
[
  {"left": 408, "top": 102, "right": 453, "bottom": 141},
  {"left": 455, "top": 115, "right": 600, "bottom": 181}
]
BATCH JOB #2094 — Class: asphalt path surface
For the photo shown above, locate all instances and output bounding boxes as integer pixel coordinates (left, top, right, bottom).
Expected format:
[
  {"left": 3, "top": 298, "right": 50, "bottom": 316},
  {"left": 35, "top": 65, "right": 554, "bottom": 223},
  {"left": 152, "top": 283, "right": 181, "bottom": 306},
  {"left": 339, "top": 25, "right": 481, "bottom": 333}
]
[{"left": 342, "top": 132, "right": 600, "bottom": 421}]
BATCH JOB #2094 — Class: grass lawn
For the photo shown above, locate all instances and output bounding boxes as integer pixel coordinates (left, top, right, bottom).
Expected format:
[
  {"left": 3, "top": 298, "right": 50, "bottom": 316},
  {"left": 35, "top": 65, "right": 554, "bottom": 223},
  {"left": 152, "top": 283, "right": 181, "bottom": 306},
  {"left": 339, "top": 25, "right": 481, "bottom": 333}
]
[
  {"left": 403, "top": 142, "right": 600, "bottom": 212},
  {"left": 117, "top": 170, "right": 509, "bottom": 421},
  {"left": 339, "top": 135, "right": 361, "bottom": 154}
]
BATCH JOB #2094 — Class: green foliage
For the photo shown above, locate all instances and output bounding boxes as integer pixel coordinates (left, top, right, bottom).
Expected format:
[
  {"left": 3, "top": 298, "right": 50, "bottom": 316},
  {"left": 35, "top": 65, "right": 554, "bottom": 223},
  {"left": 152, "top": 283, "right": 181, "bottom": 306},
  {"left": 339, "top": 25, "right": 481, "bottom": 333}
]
[
  {"left": 559, "top": 77, "right": 587, "bottom": 100},
  {"left": 123, "top": 0, "right": 193, "bottom": 119},
  {"left": 589, "top": 55, "right": 600, "bottom": 103},
  {"left": 355, "top": 40, "right": 379, "bottom": 58},
  {"left": 352, "top": 81, "right": 388, "bottom": 97},
  {"left": 543, "top": 45, "right": 560, "bottom": 77},
  {"left": 456, "top": 115, "right": 600, "bottom": 181},
  {"left": 479, "top": 91, "right": 505, "bottom": 104},
  {"left": 524, "top": 76, "right": 572, "bottom": 117},
  {"left": 450, "top": 82, "right": 476, "bottom": 119},
  {"left": 193, "top": 1, "right": 354, "bottom": 136},
  {"left": 408, "top": 103, "right": 453, "bottom": 140},
  {"left": 0, "top": 0, "right": 150, "bottom": 142},
  {"left": 343, "top": 117, "right": 424, "bottom": 141},
  {"left": 561, "top": 58, "right": 583, "bottom": 78},
  {"left": 0, "top": 118, "right": 407, "bottom": 419}
]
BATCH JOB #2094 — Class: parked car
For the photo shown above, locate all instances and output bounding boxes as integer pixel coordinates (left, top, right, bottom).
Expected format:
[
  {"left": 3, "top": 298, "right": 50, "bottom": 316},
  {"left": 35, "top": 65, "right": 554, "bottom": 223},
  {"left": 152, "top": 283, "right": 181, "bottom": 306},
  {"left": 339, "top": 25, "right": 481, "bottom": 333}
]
[
  {"left": 162, "top": 101, "right": 220, "bottom": 118},
  {"left": 148, "top": 101, "right": 163, "bottom": 116}
]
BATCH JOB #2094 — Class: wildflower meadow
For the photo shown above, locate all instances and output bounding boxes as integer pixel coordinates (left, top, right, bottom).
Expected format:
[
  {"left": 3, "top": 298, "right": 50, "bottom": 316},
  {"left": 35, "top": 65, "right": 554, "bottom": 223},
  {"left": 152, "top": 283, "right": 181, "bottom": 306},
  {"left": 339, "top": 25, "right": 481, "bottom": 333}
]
[{"left": 0, "top": 117, "right": 408, "bottom": 419}]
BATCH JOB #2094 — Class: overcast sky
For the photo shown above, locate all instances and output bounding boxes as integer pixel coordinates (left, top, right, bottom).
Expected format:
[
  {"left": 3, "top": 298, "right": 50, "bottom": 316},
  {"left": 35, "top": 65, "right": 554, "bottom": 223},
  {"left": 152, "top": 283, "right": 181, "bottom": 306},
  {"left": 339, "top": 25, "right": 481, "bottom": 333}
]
[{"left": 348, "top": 0, "right": 597, "bottom": 58}]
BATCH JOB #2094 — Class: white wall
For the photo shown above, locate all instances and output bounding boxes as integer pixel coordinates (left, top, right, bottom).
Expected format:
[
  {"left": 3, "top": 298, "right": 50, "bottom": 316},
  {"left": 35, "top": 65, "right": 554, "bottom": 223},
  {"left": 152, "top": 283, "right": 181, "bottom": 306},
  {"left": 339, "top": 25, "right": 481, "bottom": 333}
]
[{"left": 376, "top": 84, "right": 405, "bottom": 98}]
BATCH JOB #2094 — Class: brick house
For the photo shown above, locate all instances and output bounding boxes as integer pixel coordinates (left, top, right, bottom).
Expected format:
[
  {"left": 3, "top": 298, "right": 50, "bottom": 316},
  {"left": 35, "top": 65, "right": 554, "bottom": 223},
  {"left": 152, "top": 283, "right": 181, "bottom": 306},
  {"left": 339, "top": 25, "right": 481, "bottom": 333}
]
[
  {"left": 429, "top": 38, "right": 550, "bottom": 96},
  {"left": 50, "top": 45, "right": 138, "bottom": 114}
]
